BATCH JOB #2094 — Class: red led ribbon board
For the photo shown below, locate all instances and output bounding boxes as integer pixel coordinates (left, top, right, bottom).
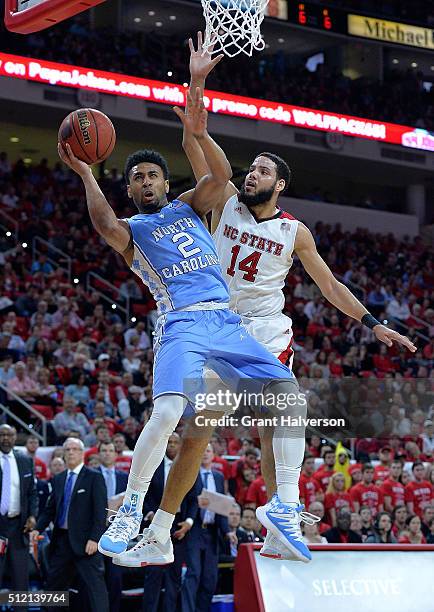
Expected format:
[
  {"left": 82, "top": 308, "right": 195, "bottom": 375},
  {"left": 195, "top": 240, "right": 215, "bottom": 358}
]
[
  {"left": 0, "top": 51, "right": 433, "bottom": 154},
  {"left": 5, "top": 0, "right": 106, "bottom": 34}
]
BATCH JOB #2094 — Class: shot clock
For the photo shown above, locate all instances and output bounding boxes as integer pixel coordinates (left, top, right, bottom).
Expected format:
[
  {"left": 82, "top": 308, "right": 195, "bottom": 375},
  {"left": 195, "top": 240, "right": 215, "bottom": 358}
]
[{"left": 287, "top": 1, "right": 348, "bottom": 34}]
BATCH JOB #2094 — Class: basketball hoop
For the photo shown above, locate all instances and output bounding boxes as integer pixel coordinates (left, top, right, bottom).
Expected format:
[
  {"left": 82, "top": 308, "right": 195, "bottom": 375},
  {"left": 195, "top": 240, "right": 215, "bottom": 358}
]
[{"left": 201, "top": 0, "right": 269, "bottom": 58}]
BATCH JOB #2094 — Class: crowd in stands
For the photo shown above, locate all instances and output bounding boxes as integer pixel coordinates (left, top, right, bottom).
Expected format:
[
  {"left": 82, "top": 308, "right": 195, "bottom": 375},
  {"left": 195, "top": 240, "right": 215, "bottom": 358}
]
[
  {"left": 0, "top": 150, "right": 433, "bottom": 606},
  {"left": 2, "top": 16, "right": 434, "bottom": 130}
]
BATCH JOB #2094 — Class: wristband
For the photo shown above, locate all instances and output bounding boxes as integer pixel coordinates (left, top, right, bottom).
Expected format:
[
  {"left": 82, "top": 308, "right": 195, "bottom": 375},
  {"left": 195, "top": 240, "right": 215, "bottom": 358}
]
[{"left": 361, "top": 313, "right": 381, "bottom": 329}]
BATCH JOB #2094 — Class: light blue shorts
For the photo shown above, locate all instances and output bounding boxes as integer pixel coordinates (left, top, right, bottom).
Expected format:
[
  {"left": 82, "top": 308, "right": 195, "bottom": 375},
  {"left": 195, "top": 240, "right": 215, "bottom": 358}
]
[{"left": 152, "top": 308, "right": 293, "bottom": 409}]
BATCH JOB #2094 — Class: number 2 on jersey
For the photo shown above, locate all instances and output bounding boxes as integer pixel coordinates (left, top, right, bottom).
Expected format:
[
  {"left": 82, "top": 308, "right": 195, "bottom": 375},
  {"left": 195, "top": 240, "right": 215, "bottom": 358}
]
[{"left": 226, "top": 245, "right": 262, "bottom": 282}]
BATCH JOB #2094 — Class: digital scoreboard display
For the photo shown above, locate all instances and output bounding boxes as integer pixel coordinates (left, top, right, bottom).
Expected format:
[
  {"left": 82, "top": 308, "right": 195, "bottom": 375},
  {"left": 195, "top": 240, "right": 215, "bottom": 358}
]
[{"left": 287, "top": 1, "right": 348, "bottom": 34}]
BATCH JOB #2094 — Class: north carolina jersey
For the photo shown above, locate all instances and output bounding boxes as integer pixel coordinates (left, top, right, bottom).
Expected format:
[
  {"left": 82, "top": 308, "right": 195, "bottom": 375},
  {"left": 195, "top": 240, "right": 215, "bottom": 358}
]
[
  {"left": 126, "top": 200, "right": 229, "bottom": 315},
  {"left": 213, "top": 195, "right": 299, "bottom": 318}
]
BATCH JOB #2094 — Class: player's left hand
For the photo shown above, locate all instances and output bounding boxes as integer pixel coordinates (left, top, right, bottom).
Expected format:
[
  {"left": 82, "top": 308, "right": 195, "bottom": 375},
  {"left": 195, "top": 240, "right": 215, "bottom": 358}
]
[
  {"left": 85, "top": 539, "right": 98, "bottom": 555},
  {"left": 189, "top": 31, "right": 224, "bottom": 81},
  {"left": 174, "top": 87, "right": 208, "bottom": 138},
  {"left": 373, "top": 324, "right": 417, "bottom": 352},
  {"left": 173, "top": 521, "right": 192, "bottom": 540},
  {"left": 24, "top": 516, "right": 36, "bottom": 533}
]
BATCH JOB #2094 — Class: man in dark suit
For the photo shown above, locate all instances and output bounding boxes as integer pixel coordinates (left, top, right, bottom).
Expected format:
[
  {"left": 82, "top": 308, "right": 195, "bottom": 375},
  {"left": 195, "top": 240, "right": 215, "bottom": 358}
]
[
  {"left": 219, "top": 504, "right": 249, "bottom": 561},
  {"left": 97, "top": 441, "right": 128, "bottom": 612},
  {"left": 31, "top": 437, "right": 109, "bottom": 612},
  {"left": 142, "top": 433, "right": 202, "bottom": 612},
  {"left": 182, "top": 444, "right": 237, "bottom": 612},
  {"left": 323, "top": 509, "right": 363, "bottom": 543},
  {"left": 0, "top": 424, "right": 38, "bottom": 600}
]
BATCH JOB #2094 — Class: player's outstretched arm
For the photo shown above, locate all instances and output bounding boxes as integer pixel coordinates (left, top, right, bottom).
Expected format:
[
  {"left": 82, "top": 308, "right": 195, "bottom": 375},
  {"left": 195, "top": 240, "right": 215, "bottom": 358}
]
[
  {"left": 294, "top": 223, "right": 417, "bottom": 352},
  {"left": 183, "top": 32, "right": 223, "bottom": 182},
  {"left": 58, "top": 143, "right": 132, "bottom": 258},
  {"left": 175, "top": 88, "right": 232, "bottom": 216}
]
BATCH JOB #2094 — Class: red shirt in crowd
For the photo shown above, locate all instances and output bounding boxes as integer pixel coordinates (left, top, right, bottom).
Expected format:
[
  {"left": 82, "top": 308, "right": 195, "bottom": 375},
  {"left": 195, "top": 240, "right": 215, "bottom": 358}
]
[
  {"left": 299, "top": 474, "right": 322, "bottom": 507},
  {"left": 404, "top": 480, "right": 434, "bottom": 517},
  {"left": 34, "top": 456, "right": 48, "bottom": 480},
  {"left": 84, "top": 446, "right": 99, "bottom": 463},
  {"left": 245, "top": 476, "right": 268, "bottom": 508},
  {"left": 374, "top": 465, "right": 390, "bottom": 482},
  {"left": 90, "top": 417, "right": 122, "bottom": 438},
  {"left": 398, "top": 534, "right": 426, "bottom": 544},
  {"left": 381, "top": 478, "right": 405, "bottom": 507},
  {"left": 211, "top": 456, "right": 232, "bottom": 481},
  {"left": 350, "top": 483, "right": 383, "bottom": 516},
  {"left": 114, "top": 454, "right": 132, "bottom": 474},
  {"left": 314, "top": 466, "right": 335, "bottom": 491},
  {"left": 324, "top": 491, "right": 353, "bottom": 518}
]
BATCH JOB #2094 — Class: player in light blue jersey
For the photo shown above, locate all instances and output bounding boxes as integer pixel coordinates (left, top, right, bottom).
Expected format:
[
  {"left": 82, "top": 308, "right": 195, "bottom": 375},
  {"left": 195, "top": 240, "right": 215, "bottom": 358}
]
[{"left": 58, "top": 86, "right": 308, "bottom": 567}]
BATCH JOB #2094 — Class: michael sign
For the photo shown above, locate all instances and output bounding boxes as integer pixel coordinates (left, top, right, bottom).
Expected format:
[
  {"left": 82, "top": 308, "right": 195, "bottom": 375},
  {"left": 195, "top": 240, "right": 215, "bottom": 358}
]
[{"left": 348, "top": 14, "right": 434, "bottom": 50}]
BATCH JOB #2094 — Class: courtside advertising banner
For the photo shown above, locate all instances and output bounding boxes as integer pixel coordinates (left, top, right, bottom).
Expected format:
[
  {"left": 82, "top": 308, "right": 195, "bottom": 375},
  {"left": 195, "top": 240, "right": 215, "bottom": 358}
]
[
  {"left": 255, "top": 548, "right": 434, "bottom": 611},
  {"left": 1, "top": 52, "right": 434, "bottom": 153}
]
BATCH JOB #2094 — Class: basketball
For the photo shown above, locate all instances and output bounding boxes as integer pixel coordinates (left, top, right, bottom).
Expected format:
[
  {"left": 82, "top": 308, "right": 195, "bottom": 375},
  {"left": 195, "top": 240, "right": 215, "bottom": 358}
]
[{"left": 58, "top": 108, "right": 116, "bottom": 164}]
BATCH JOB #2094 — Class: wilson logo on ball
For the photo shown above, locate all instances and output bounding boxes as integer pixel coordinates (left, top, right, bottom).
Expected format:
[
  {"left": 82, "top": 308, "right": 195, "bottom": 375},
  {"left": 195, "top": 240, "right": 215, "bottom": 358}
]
[{"left": 77, "top": 111, "right": 92, "bottom": 145}]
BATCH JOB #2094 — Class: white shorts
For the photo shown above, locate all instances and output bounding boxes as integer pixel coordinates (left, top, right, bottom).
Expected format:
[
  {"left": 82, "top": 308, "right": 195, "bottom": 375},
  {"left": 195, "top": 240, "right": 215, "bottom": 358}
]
[{"left": 240, "top": 312, "right": 294, "bottom": 369}]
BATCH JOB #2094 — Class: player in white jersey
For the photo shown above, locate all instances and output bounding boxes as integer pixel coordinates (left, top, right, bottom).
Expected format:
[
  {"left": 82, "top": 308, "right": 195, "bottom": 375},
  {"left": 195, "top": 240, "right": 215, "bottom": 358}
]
[{"left": 123, "top": 34, "right": 416, "bottom": 571}]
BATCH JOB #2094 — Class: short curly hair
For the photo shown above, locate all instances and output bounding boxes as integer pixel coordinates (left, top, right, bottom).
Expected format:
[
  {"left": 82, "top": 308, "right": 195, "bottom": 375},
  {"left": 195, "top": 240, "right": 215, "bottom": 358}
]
[{"left": 124, "top": 149, "right": 170, "bottom": 183}]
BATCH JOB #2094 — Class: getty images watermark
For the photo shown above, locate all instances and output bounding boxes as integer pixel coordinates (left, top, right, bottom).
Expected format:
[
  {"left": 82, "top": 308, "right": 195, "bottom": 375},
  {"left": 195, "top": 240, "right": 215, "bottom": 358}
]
[{"left": 192, "top": 389, "right": 346, "bottom": 428}]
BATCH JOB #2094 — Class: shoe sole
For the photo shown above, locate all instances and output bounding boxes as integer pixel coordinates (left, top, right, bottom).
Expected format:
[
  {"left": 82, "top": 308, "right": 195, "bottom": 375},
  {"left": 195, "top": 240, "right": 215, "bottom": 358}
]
[
  {"left": 98, "top": 542, "right": 127, "bottom": 558},
  {"left": 112, "top": 555, "right": 174, "bottom": 568},
  {"left": 260, "top": 549, "right": 299, "bottom": 561},
  {"left": 256, "top": 507, "right": 311, "bottom": 564}
]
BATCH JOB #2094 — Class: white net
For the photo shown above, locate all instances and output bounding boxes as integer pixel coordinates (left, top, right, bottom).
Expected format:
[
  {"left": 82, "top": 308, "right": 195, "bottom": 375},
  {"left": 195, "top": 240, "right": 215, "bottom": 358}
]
[{"left": 201, "top": 0, "right": 269, "bottom": 58}]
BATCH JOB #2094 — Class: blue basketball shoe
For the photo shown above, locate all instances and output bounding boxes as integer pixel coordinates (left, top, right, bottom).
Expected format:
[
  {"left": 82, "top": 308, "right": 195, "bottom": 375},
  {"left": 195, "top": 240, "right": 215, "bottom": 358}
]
[
  {"left": 256, "top": 494, "right": 320, "bottom": 563},
  {"left": 98, "top": 501, "right": 142, "bottom": 557}
]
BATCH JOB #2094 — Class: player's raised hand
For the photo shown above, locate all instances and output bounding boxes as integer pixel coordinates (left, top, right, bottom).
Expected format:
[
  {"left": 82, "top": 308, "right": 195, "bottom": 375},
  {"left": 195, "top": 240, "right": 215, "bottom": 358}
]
[
  {"left": 189, "top": 31, "right": 223, "bottom": 81},
  {"left": 174, "top": 87, "right": 208, "bottom": 138},
  {"left": 57, "top": 142, "right": 92, "bottom": 178},
  {"left": 373, "top": 324, "right": 417, "bottom": 352}
]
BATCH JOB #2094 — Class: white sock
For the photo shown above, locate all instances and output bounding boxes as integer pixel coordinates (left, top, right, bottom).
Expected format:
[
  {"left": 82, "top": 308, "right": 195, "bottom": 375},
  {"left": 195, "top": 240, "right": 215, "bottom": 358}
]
[
  {"left": 273, "top": 430, "right": 304, "bottom": 504},
  {"left": 123, "top": 487, "right": 146, "bottom": 513},
  {"left": 151, "top": 509, "right": 175, "bottom": 544}
]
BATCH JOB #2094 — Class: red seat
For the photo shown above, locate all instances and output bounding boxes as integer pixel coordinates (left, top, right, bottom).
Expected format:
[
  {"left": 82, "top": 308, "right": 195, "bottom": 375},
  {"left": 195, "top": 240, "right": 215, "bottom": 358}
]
[{"left": 32, "top": 405, "right": 54, "bottom": 420}]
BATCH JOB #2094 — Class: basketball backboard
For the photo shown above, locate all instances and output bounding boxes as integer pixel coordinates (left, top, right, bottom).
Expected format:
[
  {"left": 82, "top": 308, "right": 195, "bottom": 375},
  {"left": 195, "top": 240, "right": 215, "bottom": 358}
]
[{"left": 4, "top": 0, "right": 106, "bottom": 34}]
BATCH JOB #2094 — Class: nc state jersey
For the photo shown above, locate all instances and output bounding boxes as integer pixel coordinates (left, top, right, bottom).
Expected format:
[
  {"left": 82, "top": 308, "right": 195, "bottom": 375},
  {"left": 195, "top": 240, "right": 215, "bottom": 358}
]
[{"left": 213, "top": 195, "right": 299, "bottom": 317}]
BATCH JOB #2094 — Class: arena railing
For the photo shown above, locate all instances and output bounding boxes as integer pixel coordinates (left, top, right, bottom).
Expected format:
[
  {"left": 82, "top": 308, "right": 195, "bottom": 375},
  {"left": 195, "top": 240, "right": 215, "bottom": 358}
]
[
  {"left": 86, "top": 270, "right": 130, "bottom": 323},
  {"left": 32, "top": 236, "right": 71, "bottom": 283},
  {"left": 0, "top": 382, "right": 47, "bottom": 445}
]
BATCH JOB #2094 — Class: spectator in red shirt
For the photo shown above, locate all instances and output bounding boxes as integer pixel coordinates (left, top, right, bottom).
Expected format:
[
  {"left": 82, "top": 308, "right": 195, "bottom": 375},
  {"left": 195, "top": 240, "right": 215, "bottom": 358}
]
[
  {"left": 405, "top": 461, "right": 434, "bottom": 518},
  {"left": 113, "top": 433, "right": 132, "bottom": 473},
  {"left": 398, "top": 515, "right": 426, "bottom": 544},
  {"left": 325, "top": 472, "right": 353, "bottom": 526},
  {"left": 25, "top": 434, "right": 47, "bottom": 479},
  {"left": 314, "top": 448, "right": 335, "bottom": 491},
  {"left": 299, "top": 454, "right": 323, "bottom": 506},
  {"left": 234, "top": 468, "right": 256, "bottom": 506},
  {"left": 355, "top": 438, "right": 381, "bottom": 462},
  {"left": 210, "top": 434, "right": 232, "bottom": 484},
  {"left": 381, "top": 460, "right": 405, "bottom": 512},
  {"left": 350, "top": 464, "right": 383, "bottom": 516},
  {"left": 231, "top": 449, "right": 260, "bottom": 480},
  {"left": 90, "top": 401, "right": 122, "bottom": 437},
  {"left": 348, "top": 463, "right": 363, "bottom": 489},
  {"left": 245, "top": 474, "right": 268, "bottom": 509},
  {"left": 307, "top": 434, "right": 322, "bottom": 458},
  {"left": 373, "top": 446, "right": 392, "bottom": 483},
  {"left": 391, "top": 504, "right": 408, "bottom": 538}
]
